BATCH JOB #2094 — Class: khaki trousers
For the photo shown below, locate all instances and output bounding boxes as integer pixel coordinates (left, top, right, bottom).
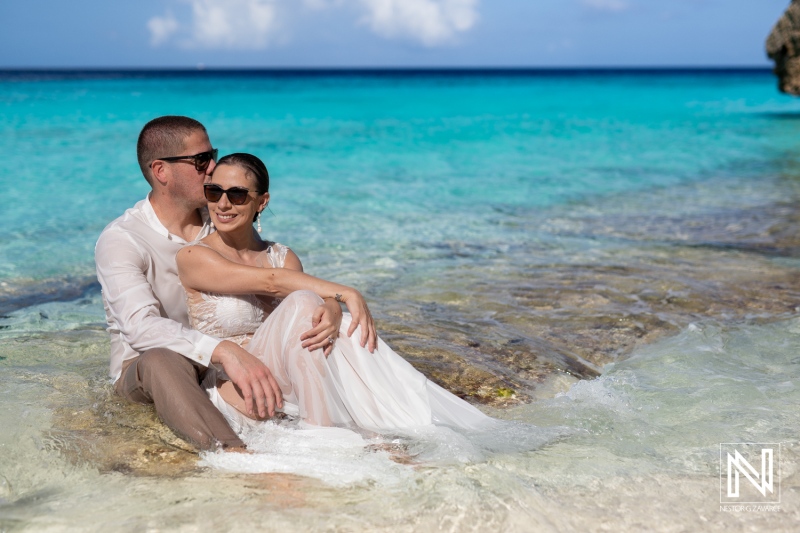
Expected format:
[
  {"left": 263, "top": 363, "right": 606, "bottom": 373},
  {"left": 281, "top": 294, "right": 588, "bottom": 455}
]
[{"left": 115, "top": 348, "right": 245, "bottom": 450}]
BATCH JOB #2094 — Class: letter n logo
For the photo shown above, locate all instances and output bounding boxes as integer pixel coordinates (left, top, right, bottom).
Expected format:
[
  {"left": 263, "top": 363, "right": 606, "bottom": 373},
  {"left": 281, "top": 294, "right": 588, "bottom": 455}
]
[
  {"left": 720, "top": 443, "right": 780, "bottom": 504},
  {"left": 727, "top": 449, "right": 772, "bottom": 497}
]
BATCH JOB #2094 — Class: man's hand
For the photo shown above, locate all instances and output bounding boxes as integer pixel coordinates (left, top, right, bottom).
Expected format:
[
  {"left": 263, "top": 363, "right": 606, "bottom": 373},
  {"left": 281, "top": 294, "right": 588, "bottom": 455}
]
[
  {"left": 211, "top": 340, "right": 283, "bottom": 418},
  {"left": 339, "top": 289, "right": 377, "bottom": 353},
  {"left": 300, "top": 298, "right": 343, "bottom": 356}
]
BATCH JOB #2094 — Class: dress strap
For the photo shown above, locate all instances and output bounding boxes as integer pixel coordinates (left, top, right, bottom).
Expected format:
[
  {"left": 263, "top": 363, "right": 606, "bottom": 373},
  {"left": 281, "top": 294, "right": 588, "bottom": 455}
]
[{"left": 262, "top": 242, "right": 288, "bottom": 269}]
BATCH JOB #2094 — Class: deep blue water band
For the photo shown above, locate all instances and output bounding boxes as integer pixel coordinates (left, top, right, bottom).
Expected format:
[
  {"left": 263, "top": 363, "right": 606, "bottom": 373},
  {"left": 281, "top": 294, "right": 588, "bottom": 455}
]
[{"left": 0, "top": 66, "right": 774, "bottom": 82}]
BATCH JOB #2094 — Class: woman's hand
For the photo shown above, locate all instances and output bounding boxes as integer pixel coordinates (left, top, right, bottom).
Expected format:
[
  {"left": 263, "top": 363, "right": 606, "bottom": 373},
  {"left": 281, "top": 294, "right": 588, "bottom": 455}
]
[
  {"left": 339, "top": 288, "right": 377, "bottom": 353},
  {"left": 300, "top": 298, "right": 343, "bottom": 356}
]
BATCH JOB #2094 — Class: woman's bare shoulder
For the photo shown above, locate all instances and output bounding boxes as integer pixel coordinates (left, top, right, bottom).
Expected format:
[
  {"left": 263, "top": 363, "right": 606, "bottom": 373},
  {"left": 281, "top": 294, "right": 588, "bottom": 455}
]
[{"left": 177, "top": 239, "right": 224, "bottom": 266}]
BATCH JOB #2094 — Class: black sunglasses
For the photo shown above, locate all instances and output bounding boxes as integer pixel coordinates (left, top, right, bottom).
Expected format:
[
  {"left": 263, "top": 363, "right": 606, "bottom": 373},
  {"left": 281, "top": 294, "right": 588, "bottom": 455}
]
[
  {"left": 158, "top": 149, "right": 218, "bottom": 172},
  {"left": 203, "top": 184, "right": 254, "bottom": 205}
]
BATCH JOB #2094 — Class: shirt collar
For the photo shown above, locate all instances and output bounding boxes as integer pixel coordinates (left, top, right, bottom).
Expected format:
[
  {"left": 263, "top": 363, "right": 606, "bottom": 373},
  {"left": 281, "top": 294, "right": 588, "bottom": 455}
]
[{"left": 143, "top": 194, "right": 212, "bottom": 244}]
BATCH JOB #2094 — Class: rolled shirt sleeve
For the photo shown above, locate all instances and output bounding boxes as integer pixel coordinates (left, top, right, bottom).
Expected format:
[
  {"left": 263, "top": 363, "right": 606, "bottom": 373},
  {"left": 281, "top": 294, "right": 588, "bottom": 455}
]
[{"left": 95, "top": 198, "right": 220, "bottom": 381}]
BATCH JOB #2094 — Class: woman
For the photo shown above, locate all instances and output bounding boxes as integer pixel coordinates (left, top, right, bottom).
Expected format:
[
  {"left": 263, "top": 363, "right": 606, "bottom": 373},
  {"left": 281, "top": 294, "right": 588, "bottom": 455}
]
[{"left": 176, "top": 153, "right": 491, "bottom": 438}]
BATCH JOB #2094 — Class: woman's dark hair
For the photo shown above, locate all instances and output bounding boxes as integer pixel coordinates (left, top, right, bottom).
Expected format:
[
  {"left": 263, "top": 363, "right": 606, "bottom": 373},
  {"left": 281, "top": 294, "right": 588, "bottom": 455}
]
[{"left": 214, "top": 153, "right": 270, "bottom": 222}]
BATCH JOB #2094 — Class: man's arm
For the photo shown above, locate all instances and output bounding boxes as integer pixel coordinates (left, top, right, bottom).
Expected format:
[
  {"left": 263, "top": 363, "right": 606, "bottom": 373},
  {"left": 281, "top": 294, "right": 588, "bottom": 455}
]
[
  {"left": 97, "top": 229, "right": 284, "bottom": 418},
  {"left": 95, "top": 230, "right": 219, "bottom": 367}
]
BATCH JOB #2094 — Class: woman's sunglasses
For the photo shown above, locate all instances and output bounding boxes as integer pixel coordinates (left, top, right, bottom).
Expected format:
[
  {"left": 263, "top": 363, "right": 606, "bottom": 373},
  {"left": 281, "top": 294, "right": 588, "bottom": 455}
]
[
  {"left": 158, "top": 149, "right": 219, "bottom": 172},
  {"left": 203, "top": 184, "right": 253, "bottom": 205}
]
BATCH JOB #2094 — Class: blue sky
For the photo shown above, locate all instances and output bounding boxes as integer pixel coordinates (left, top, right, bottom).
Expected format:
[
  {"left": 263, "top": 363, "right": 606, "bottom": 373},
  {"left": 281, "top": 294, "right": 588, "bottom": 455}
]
[{"left": 0, "top": 0, "right": 791, "bottom": 68}]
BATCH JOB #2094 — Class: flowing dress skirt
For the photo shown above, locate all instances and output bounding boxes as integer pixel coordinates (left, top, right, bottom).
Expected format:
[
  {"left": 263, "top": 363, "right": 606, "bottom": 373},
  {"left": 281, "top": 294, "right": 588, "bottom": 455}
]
[{"left": 207, "top": 290, "right": 491, "bottom": 437}]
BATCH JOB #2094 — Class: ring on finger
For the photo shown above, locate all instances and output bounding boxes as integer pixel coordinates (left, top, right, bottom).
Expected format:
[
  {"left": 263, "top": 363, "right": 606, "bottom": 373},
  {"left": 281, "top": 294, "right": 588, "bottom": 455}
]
[{"left": 327, "top": 336, "right": 334, "bottom": 345}]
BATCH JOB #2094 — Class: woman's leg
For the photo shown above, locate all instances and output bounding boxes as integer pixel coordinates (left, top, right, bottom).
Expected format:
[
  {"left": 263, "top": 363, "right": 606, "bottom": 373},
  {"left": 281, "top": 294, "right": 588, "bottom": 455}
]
[
  {"left": 222, "top": 290, "right": 351, "bottom": 426},
  {"left": 216, "top": 291, "right": 490, "bottom": 433}
]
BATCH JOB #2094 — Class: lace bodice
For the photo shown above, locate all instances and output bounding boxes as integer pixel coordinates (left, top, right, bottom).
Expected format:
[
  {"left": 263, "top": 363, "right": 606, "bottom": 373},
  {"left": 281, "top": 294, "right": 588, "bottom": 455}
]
[{"left": 186, "top": 241, "right": 289, "bottom": 347}]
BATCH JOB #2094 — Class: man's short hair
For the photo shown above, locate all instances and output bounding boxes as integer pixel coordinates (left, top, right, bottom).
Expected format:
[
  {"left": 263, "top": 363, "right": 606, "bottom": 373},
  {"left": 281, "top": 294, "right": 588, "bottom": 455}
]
[{"left": 137, "top": 116, "right": 207, "bottom": 185}]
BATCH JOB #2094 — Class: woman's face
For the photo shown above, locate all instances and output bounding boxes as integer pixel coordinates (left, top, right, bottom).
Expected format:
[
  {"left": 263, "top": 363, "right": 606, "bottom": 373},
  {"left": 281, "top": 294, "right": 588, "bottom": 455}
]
[{"left": 206, "top": 164, "right": 269, "bottom": 233}]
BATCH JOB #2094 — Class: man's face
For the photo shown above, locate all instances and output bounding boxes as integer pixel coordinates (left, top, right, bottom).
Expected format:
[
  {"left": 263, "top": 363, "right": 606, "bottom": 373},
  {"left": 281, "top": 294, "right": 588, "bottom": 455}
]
[{"left": 167, "top": 130, "right": 216, "bottom": 209}]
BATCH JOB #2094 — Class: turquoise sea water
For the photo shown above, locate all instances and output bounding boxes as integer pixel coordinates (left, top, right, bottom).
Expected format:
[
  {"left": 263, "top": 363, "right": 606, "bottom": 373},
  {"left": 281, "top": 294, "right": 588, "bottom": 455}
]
[
  {"left": 1, "top": 70, "right": 800, "bottom": 530},
  {"left": 2, "top": 70, "right": 797, "bottom": 283}
]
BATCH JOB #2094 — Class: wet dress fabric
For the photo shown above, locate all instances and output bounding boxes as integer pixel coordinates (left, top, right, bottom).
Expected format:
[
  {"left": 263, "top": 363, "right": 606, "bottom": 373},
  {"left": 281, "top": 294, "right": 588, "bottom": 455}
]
[{"left": 186, "top": 242, "right": 491, "bottom": 437}]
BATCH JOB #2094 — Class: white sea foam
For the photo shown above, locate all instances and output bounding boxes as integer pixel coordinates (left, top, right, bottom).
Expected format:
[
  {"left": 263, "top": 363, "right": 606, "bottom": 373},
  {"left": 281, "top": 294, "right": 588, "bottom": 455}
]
[
  {"left": 199, "top": 420, "right": 411, "bottom": 487},
  {"left": 199, "top": 416, "right": 566, "bottom": 486}
]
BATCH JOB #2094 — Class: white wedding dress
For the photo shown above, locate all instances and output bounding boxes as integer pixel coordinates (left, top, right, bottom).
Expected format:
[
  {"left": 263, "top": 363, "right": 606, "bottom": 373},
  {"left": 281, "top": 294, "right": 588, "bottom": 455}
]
[{"left": 186, "top": 242, "right": 493, "bottom": 440}]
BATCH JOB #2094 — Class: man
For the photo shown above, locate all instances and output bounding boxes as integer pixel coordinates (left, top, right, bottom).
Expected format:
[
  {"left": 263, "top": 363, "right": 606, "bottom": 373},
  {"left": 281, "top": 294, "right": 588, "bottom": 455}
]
[{"left": 96, "top": 116, "right": 375, "bottom": 450}]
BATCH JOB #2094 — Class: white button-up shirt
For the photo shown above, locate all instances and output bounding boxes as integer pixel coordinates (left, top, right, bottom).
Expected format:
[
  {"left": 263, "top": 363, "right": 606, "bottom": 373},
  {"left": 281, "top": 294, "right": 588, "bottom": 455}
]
[{"left": 95, "top": 195, "right": 220, "bottom": 382}]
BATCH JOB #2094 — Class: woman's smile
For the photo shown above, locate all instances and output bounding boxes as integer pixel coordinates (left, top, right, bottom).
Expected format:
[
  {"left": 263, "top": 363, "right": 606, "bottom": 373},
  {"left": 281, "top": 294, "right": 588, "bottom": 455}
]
[{"left": 212, "top": 204, "right": 245, "bottom": 226}]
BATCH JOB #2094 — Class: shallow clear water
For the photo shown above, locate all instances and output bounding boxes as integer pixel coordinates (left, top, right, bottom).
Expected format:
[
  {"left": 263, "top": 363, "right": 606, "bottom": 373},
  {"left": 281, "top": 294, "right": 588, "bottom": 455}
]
[
  {"left": 1, "top": 319, "right": 798, "bottom": 531},
  {"left": 1, "top": 70, "right": 800, "bottom": 530}
]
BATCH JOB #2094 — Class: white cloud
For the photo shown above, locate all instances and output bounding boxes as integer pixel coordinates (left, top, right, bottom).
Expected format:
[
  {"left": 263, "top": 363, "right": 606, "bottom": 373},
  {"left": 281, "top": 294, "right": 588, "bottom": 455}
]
[
  {"left": 582, "top": 0, "right": 630, "bottom": 12},
  {"left": 302, "top": 0, "right": 346, "bottom": 9},
  {"left": 147, "top": 0, "right": 280, "bottom": 50},
  {"left": 357, "top": 0, "right": 479, "bottom": 46},
  {"left": 147, "top": 12, "right": 179, "bottom": 46},
  {"left": 187, "top": 0, "right": 279, "bottom": 49},
  {"left": 147, "top": 0, "right": 479, "bottom": 50}
]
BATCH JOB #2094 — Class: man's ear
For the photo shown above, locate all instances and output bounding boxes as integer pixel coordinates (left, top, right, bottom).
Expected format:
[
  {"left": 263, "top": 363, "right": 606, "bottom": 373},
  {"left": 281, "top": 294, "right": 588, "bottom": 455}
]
[{"left": 150, "top": 160, "right": 170, "bottom": 187}]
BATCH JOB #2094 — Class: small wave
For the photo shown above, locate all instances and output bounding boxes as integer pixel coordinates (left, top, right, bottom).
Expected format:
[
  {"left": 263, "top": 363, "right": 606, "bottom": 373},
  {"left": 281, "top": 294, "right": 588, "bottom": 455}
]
[
  {"left": 199, "top": 417, "right": 567, "bottom": 487},
  {"left": 199, "top": 420, "right": 412, "bottom": 487}
]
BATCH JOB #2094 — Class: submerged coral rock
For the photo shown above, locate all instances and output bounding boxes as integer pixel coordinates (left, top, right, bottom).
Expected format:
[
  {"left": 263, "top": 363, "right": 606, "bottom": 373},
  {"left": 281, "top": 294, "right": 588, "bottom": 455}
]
[{"left": 767, "top": 0, "right": 800, "bottom": 95}]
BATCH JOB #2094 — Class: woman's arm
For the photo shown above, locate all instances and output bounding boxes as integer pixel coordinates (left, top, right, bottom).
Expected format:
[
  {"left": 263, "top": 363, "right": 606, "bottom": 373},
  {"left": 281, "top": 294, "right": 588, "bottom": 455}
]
[
  {"left": 177, "top": 245, "right": 375, "bottom": 351},
  {"left": 178, "top": 245, "right": 336, "bottom": 297}
]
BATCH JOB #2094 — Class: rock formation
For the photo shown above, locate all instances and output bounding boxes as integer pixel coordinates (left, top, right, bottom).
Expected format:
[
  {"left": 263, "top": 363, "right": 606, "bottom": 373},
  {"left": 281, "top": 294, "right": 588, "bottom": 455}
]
[{"left": 767, "top": 0, "right": 800, "bottom": 95}]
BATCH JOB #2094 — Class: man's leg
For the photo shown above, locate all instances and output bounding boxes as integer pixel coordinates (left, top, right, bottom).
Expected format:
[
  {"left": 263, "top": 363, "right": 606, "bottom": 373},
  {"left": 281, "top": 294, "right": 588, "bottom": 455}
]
[{"left": 115, "top": 348, "right": 245, "bottom": 450}]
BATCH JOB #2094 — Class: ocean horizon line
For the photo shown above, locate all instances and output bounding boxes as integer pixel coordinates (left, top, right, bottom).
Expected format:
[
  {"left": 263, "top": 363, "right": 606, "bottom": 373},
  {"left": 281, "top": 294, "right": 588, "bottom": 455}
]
[{"left": 0, "top": 65, "right": 774, "bottom": 80}]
